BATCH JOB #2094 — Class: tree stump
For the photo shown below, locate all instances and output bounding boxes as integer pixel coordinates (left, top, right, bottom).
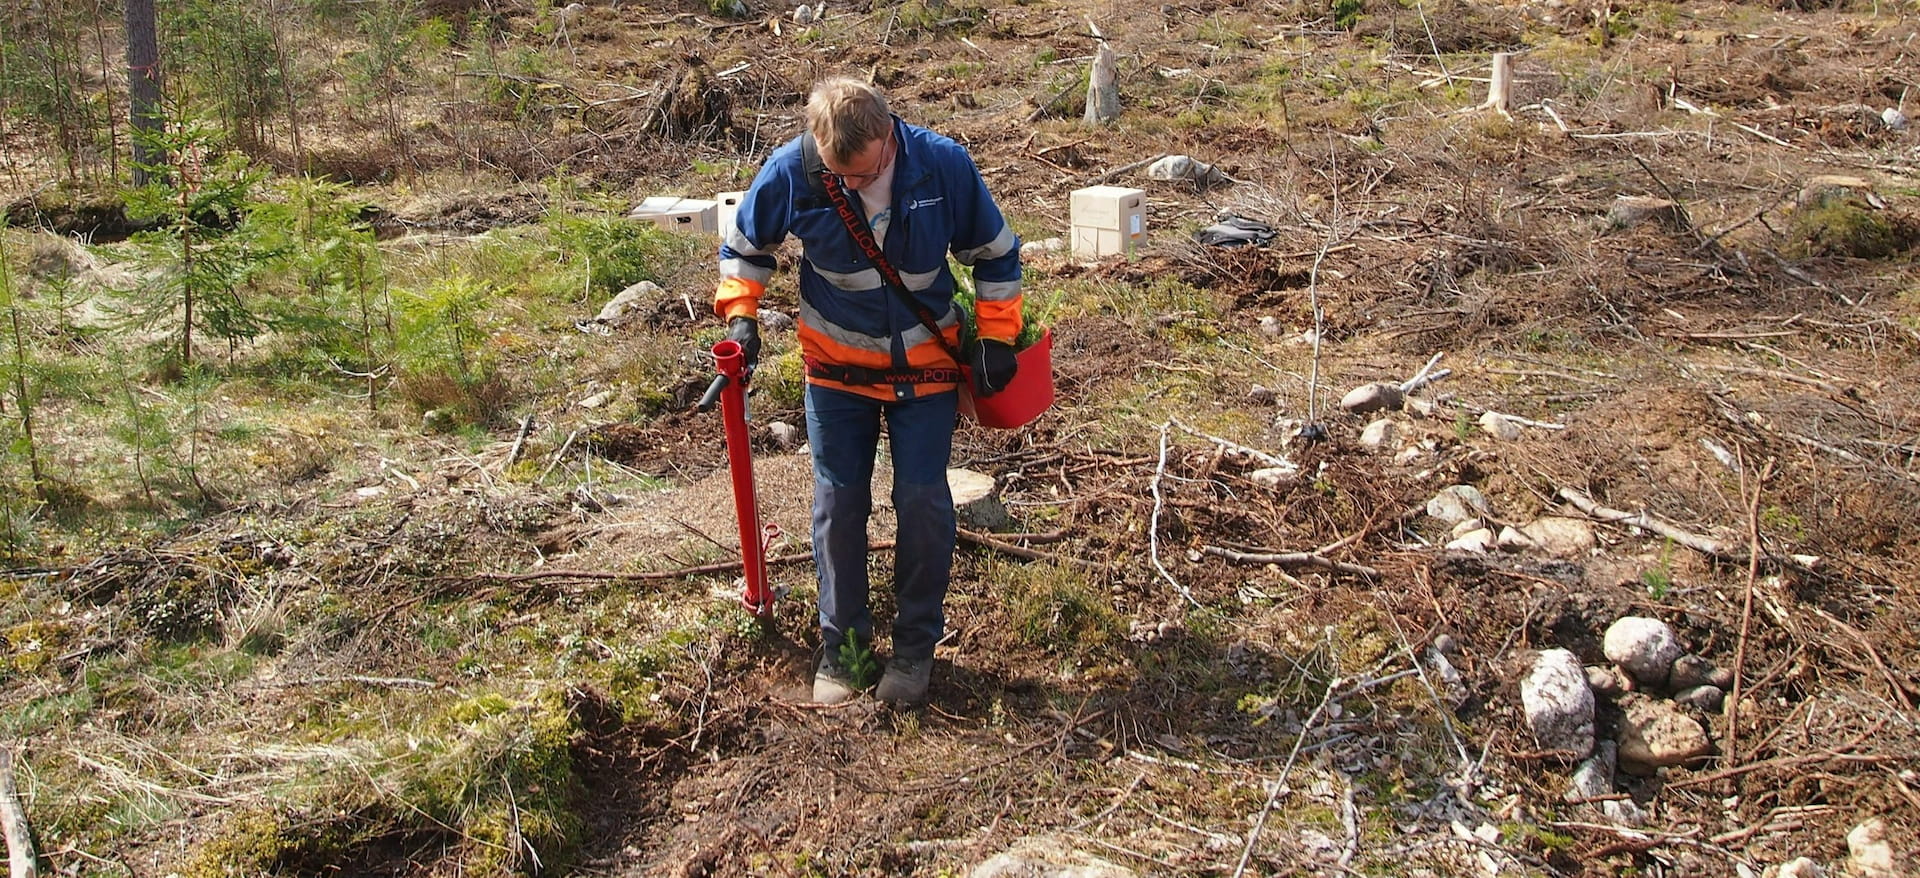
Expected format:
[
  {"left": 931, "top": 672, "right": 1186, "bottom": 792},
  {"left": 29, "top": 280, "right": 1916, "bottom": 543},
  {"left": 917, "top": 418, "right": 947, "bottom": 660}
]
[{"left": 948, "top": 468, "right": 1010, "bottom": 532}]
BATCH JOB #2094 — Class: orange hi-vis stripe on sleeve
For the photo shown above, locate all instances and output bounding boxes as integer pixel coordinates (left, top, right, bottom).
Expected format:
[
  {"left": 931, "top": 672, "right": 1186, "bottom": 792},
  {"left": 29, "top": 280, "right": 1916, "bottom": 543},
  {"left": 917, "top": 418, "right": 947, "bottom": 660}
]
[
  {"left": 714, "top": 277, "right": 765, "bottom": 321},
  {"left": 973, "top": 293, "right": 1024, "bottom": 345}
]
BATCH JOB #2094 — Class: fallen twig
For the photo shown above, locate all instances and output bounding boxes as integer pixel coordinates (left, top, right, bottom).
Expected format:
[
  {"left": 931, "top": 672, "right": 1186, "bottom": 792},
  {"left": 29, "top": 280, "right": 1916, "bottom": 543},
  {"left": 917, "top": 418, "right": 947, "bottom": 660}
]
[
  {"left": 1199, "top": 545, "right": 1378, "bottom": 578},
  {"left": 1234, "top": 638, "right": 1343, "bottom": 877},
  {"left": 1556, "top": 486, "right": 1735, "bottom": 558},
  {"left": 504, "top": 415, "right": 535, "bottom": 470},
  {"left": 956, "top": 528, "right": 1100, "bottom": 570},
  {"left": 1091, "top": 153, "right": 1169, "bottom": 186},
  {"left": 1150, "top": 421, "right": 1202, "bottom": 608},
  {"left": 275, "top": 675, "right": 440, "bottom": 690},
  {"left": 1, "top": 745, "right": 40, "bottom": 878},
  {"left": 1726, "top": 454, "right": 1775, "bottom": 772},
  {"left": 539, "top": 429, "right": 580, "bottom": 482}
]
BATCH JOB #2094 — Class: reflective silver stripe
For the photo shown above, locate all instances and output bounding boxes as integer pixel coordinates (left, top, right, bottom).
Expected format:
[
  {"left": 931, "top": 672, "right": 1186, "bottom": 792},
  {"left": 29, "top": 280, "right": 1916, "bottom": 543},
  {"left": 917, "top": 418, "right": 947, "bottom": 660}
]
[
  {"left": 720, "top": 258, "right": 773, "bottom": 285},
  {"left": 797, "top": 298, "right": 960, "bottom": 354},
  {"left": 952, "top": 225, "right": 1017, "bottom": 265},
  {"left": 724, "top": 224, "right": 769, "bottom": 256},
  {"left": 798, "top": 299, "right": 892, "bottom": 353},
  {"left": 811, "top": 264, "right": 882, "bottom": 291},
  {"left": 900, "top": 306, "right": 960, "bottom": 350},
  {"left": 975, "top": 277, "right": 1022, "bottom": 302},
  {"left": 808, "top": 261, "right": 941, "bottom": 293}
]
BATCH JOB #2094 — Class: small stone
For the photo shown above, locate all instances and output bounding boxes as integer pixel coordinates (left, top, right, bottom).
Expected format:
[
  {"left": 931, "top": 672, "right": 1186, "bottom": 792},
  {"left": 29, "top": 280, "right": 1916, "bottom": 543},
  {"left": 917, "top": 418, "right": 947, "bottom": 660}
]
[
  {"left": 1566, "top": 740, "right": 1617, "bottom": 801},
  {"left": 1617, "top": 694, "right": 1712, "bottom": 771},
  {"left": 1250, "top": 466, "right": 1301, "bottom": 489},
  {"left": 1451, "top": 518, "right": 1485, "bottom": 538},
  {"left": 1521, "top": 649, "right": 1595, "bottom": 758},
  {"left": 1257, "top": 315, "right": 1284, "bottom": 335},
  {"left": 594, "top": 280, "right": 660, "bottom": 323},
  {"left": 1496, "top": 526, "right": 1535, "bottom": 552},
  {"left": 1426, "top": 485, "right": 1492, "bottom": 524},
  {"left": 767, "top": 421, "right": 802, "bottom": 448},
  {"left": 1020, "top": 237, "right": 1066, "bottom": 258},
  {"left": 1585, "top": 666, "right": 1624, "bottom": 698},
  {"left": 1432, "top": 633, "right": 1460, "bottom": 656},
  {"left": 577, "top": 390, "right": 614, "bottom": 409},
  {"left": 1445, "top": 528, "right": 1495, "bottom": 553},
  {"left": 1847, "top": 818, "right": 1901, "bottom": 878},
  {"left": 1777, "top": 857, "right": 1825, "bottom": 878},
  {"left": 1602, "top": 797, "right": 1647, "bottom": 827},
  {"left": 1521, "top": 517, "right": 1597, "bottom": 558},
  {"left": 1707, "top": 666, "right": 1735, "bottom": 689},
  {"left": 1427, "top": 647, "right": 1468, "bottom": 707},
  {"left": 1478, "top": 411, "right": 1523, "bottom": 440},
  {"left": 1882, "top": 107, "right": 1907, "bottom": 131},
  {"left": 1297, "top": 327, "right": 1321, "bottom": 345},
  {"left": 1668, "top": 654, "right": 1717, "bottom": 690},
  {"left": 1360, "top": 418, "right": 1399, "bottom": 448},
  {"left": 1393, "top": 446, "right": 1424, "bottom": 466},
  {"left": 1147, "top": 154, "right": 1227, "bottom": 185},
  {"left": 1606, "top": 195, "right": 1688, "bottom": 231},
  {"left": 1248, "top": 384, "right": 1278, "bottom": 405},
  {"left": 1339, "top": 382, "right": 1403, "bottom": 414},
  {"left": 1673, "top": 684, "right": 1725, "bottom": 713},
  {"left": 791, "top": 3, "right": 815, "bottom": 23},
  {"left": 1603, "top": 616, "right": 1683, "bottom": 688},
  {"left": 758, "top": 308, "right": 795, "bottom": 332}
]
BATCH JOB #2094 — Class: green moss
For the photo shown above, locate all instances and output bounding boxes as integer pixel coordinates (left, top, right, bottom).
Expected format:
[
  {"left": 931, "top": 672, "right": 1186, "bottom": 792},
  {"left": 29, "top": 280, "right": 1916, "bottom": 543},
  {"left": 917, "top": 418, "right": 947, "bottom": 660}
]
[
  {"left": 1002, "top": 563, "right": 1120, "bottom": 660},
  {"left": 1788, "top": 200, "right": 1911, "bottom": 258}
]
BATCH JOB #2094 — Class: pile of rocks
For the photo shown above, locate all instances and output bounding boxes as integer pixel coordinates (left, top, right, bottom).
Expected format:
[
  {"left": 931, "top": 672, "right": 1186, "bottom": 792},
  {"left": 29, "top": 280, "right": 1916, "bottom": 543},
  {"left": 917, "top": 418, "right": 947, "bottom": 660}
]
[
  {"left": 1423, "top": 485, "right": 1598, "bottom": 558},
  {"left": 1521, "top": 615, "right": 1722, "bottom": 825}
]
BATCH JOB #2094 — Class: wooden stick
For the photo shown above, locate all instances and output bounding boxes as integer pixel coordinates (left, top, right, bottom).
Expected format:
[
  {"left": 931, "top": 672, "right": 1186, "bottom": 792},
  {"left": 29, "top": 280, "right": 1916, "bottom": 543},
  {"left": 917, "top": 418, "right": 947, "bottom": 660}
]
[
  {"left": 0, "top": 745, "right": 39, "bottom": 878},
  {"left": 1200, "top": 544, "right": 1379, "bottom": 578},
  {"left": 957, "top": 528, "right": 1101, "bottom": 570},
  {"left": 504, "top": 414, "right": 535, "bottom": 470},
  {"left": 1556, "top": 486, "right": 1735, "bottom": 558},
  {"left": 1726, "top": 456, "right": 1774, "bottom": 775},
  {"left": 538, "top": 429, "right": 580, "bottom": 481},
  {"left": 1092, "top": 153, "right": 1168, "bottom": 186}
]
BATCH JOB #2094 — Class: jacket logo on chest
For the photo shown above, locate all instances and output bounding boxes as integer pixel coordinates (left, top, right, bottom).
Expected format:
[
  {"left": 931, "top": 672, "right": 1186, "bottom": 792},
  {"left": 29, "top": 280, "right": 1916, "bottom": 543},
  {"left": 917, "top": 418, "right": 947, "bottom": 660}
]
[{"left": 907, "top": 196, "right": 944, "bottom": 211}]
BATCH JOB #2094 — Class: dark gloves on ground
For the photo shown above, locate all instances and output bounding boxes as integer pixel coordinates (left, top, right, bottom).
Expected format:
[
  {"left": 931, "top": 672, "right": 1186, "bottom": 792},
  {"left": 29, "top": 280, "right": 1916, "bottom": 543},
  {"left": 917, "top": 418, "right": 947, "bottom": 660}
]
[
  {"left": 970, "top": 339, "right": 1018, "bottom": 397},
  {"left": 727, "top": 316, "right": 761, "bottom": 376}
]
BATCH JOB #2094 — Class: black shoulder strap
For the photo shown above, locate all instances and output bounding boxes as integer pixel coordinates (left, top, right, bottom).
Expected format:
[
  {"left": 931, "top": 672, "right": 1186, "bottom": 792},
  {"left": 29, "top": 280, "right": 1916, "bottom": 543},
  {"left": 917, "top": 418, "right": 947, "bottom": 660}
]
[{"left": 799, "top": 132, "right": 830, "bottom": 204}]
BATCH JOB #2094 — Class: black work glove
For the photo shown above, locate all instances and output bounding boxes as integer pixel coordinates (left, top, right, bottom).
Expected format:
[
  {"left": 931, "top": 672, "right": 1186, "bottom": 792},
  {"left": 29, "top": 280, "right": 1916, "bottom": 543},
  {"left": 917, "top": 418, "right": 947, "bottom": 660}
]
[
  {"left": 970, "top": 339, "right": 1018, "bottom": 397},
  {"left": 727, "top": 316, "right": 761, "bottom": 377}
]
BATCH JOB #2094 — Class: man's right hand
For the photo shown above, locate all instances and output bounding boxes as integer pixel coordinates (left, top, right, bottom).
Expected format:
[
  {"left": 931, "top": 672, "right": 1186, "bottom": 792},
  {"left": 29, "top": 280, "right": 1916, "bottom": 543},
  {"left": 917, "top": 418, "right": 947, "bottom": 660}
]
[{"left": 728, "top": 316, "right": 761, "bottom": 376}]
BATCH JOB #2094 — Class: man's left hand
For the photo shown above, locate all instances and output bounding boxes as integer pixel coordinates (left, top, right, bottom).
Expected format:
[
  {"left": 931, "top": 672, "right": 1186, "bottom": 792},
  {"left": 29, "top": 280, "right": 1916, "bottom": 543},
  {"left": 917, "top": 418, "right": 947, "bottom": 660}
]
[{"left": 971, "top": 339, "right": 1018, "bottom": 397}]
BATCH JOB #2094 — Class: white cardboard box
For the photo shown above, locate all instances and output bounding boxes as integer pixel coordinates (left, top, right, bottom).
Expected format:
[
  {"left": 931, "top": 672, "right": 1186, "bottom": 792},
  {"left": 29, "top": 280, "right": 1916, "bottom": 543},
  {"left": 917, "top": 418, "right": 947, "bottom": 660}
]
[
  {"left": 629, "top": 196, "right": 719, "bottom": 234},
  {"left": 1070, "top": 185, "right": 1147, "bottom": 232},
  {"left": 1071, "top": 224, "right": 1143, "bottom": 258},
  {"left": 715, "top": 191, "right": 746, "bottom": 236}
]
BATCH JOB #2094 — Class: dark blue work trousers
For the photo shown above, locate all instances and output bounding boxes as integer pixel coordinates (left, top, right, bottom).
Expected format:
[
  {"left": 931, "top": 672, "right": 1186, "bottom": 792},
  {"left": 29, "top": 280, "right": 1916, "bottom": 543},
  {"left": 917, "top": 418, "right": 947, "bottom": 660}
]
[{"left": 805, "top": 384, "right": 958, "bottom": 661}]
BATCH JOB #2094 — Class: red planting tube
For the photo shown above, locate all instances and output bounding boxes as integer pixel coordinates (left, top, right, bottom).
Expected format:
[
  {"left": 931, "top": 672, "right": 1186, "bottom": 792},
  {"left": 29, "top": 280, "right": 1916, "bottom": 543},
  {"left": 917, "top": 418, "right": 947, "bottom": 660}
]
[{"left": 706, "top": 339, "right": 775, "bottom": 615}]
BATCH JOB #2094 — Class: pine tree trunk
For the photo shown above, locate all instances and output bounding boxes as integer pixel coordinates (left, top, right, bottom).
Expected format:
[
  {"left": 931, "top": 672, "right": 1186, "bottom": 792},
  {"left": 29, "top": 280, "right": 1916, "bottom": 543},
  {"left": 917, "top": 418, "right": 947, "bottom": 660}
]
[{"left": 124, "top": 0, "right": 164, "bottom": 186}]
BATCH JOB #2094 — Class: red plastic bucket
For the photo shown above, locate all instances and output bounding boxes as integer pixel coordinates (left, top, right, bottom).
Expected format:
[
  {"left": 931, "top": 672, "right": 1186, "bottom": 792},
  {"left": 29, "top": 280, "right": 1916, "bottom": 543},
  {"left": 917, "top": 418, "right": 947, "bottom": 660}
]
[{"left": 960, "top": 329, "right": 1055, "bottom": 429}]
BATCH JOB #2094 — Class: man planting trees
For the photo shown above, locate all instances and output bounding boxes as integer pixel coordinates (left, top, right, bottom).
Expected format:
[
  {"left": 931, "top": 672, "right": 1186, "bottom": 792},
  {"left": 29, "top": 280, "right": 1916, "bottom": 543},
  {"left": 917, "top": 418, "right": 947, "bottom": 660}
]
[{"left": 713, "top": 76, "right": 1023, "bottom": 705}]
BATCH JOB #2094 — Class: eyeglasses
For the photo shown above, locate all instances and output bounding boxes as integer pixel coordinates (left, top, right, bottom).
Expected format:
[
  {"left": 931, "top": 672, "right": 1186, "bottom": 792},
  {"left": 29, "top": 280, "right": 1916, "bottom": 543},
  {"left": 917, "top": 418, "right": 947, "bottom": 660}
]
[{"left": 827, "top": 129, "right": 895, "bottom": 188}]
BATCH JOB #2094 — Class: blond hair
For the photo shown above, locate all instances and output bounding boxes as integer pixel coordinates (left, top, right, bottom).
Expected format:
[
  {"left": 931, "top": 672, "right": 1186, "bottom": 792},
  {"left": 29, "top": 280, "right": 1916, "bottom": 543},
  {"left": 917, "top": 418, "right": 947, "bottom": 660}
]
[{"left": 805, "top": 77, "right": 893, "bottom": 166}]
